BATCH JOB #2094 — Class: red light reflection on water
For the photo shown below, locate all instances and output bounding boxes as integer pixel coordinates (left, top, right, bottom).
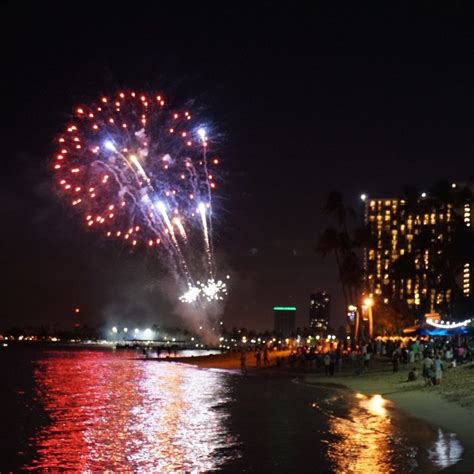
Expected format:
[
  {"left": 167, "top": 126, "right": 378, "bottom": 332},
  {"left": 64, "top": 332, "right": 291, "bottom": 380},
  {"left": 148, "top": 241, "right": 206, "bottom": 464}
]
[{"left": 25, "top": 351, "right": 236, "bottom": 471}]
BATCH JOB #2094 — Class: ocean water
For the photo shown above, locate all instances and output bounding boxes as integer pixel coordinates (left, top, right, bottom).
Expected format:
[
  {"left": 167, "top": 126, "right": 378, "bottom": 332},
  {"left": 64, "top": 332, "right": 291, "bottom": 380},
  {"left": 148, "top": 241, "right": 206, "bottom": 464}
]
[{"left": 0, "top": 345, "right": 465, "bottom": 472}]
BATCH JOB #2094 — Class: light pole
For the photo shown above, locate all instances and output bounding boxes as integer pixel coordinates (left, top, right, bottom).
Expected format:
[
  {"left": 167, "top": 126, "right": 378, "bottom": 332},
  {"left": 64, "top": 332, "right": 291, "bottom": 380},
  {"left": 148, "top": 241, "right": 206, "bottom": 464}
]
[
  {"left": 348, "top": 305, "right": 359, "bottom": 341},
  {"left": 363, "top": 297, "right": 374, "bottom": 338}
]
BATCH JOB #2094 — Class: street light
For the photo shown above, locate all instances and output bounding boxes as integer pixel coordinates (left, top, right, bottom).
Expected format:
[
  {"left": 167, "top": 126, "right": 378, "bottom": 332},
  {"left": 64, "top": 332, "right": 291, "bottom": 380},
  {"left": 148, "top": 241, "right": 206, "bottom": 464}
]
[{"left": 362, "top": 297, "right": 374, "bottom": 338}]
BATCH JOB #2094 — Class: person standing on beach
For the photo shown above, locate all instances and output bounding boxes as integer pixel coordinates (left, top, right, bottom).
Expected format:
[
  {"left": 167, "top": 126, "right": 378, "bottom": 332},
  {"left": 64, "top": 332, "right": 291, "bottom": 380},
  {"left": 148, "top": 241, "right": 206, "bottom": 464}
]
[
  {"left": 336, "top": 346, "right": 343, "bottom": 372},
  {"left": 364, "top": 350, "right": 371, "bottom": 368},
  {"left": 350, "top": 348, "right": 357, "bottom": 371},
  {"left": 422, "top": 354, "right": 434, "bottom": 386},
  {"left": 324, "top": 353, "right": 331, "bottom": 375},
  {"left": 392, "top": 348, "right": 400, "bottom": 372},
  {"left": 434, "top": 355, "right": 443, "bottom": 385},
  {"left": 418, "top": 341, "right": 425, "bottom": 361},
  {"left": 263, "top": 346, "right": 269, "bottom": 366},
  {"left": 240, "top": 349, "right": 248, "bottom": 375},
  {"left": 329, "top": 351, "right": 336, "bottom": 376},
  {"left": 376, "top": 339, "right": 382, "bottom": 356},
  {"left": 255, "top": 349, "right": 261, "bottom": 368}
]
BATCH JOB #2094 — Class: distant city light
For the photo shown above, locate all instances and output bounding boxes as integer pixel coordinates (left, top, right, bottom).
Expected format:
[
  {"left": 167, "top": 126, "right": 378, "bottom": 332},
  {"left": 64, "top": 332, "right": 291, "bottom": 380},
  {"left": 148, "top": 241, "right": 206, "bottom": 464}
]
[
  {"left": 273, "top": 306, "right": 296, "bottom": 311},
  {"left": 134, "top": 328, "right": 139, "bottom": 334},
  {"left": 123, "top": 327, "right": 128, "bottom": 333},
  {"left": 144, "top": 328, "right": 152, "bottom": 337},
  {"left": 452, "top": 183, "right": 457, "bottom": 188},
  {"left": 421, "top": 192, "right": 427, "bottom": 198},
  {"left": 112, "top": 326, "right": 118, "bottom": 333},
  {"left": 360, "top": 193, "right": 367, "bottom": 201}
]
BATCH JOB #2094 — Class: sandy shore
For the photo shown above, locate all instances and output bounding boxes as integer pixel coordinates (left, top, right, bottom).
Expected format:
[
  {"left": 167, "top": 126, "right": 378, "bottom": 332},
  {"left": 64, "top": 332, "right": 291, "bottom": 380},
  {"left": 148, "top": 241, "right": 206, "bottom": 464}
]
[
  {"left": 302, "top": 360, "right": 474, "bottom": 462},
  {"left": 155, "top": 349, "right": 290, "bottom": 370}
]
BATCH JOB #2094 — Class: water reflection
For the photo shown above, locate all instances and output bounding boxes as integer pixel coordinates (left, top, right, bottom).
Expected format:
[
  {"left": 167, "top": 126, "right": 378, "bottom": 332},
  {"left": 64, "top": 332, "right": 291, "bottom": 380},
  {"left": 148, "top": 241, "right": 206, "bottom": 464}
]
[
  {"left": 25, "top": 351, "right": 237, "bottom": 471},
  {"left": 362, "top": 393, "right": 387, "bottom": 417},
  {"left": 429, "top": 428, "right": 463, "bottom": 470},
  {"left": 326, "top": 393, "right": 417, "bottom": 473}
]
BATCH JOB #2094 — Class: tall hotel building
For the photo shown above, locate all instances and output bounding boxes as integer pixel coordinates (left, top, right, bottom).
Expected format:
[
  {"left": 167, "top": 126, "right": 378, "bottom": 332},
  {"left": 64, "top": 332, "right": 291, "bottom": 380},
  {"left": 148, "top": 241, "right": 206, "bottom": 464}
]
[
  {"left": 364, "top": 185, "right": 472, "bottom": 314},
  {"left": 309, "top": 292, "right": 331, "bottom": 333}
]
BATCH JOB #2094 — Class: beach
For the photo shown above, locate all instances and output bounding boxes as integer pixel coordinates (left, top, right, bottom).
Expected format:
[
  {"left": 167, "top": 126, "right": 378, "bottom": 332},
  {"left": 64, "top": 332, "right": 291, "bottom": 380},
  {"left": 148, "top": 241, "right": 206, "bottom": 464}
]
[
  {"left": 158, "top": 349, "right": 474, "bottom": 465},
  {"left": 303, "top": 360, "right": 474, "bottom": 463}
]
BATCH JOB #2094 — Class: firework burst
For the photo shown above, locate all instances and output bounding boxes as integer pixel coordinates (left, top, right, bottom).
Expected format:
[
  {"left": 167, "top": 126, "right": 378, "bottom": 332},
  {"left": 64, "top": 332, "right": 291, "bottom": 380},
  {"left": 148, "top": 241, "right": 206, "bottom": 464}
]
[{"left": 53, "top": 90, "right": 226, "bottom": 303}]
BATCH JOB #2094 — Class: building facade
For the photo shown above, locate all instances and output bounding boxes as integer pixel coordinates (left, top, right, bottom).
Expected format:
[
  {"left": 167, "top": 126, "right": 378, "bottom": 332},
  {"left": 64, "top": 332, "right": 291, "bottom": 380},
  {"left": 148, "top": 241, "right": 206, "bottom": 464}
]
[
  {"left": 309, "top": 292, "right": 330, "bottom": 333},
  {"left": 273, "top": 306, "right": 296, "bottom": 336},
  {"left": 364, "top": 184, "right": 473, "bottom": 316}
]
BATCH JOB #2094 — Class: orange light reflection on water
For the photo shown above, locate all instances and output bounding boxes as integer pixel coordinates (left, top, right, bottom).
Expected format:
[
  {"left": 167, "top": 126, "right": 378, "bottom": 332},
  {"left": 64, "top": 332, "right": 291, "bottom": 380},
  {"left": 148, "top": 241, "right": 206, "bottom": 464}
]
[
  {"left": 326, "top": 393, "right": 405, "bottom": 473},
  {"left": 25, "top": 351, "right": 236, "bottom": 471}
]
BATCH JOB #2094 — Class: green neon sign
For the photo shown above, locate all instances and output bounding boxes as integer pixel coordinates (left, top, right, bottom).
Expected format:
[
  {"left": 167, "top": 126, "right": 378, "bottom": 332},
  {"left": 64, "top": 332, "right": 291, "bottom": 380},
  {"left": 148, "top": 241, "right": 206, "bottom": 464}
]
[{"left": 273, "top": 306, "right": 296, "bottom": 311}]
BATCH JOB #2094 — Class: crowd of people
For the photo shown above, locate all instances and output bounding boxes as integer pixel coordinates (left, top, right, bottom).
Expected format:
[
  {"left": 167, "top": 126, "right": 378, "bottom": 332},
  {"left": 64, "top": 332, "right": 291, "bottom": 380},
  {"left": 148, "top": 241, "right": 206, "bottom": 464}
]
[{"left": 238, "top": 336, "right": 474, "bottom": 384}]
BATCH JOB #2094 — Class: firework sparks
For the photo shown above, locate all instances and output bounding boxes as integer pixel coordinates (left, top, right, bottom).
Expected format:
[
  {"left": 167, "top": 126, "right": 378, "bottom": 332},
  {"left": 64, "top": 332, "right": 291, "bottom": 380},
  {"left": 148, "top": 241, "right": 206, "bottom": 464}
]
[
  {"left": 179, "top": 278, "right": 228, "bottom": 304},
  {"left": 53, "top": 91, "right": 225, "bottom": 303}
]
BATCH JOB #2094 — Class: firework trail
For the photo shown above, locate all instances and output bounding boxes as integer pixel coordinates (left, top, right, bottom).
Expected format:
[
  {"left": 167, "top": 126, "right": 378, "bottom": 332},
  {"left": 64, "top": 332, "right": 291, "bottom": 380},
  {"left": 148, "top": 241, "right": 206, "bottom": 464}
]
[{"left": 53, "top": 91, "right": 227, "bottom": 303}]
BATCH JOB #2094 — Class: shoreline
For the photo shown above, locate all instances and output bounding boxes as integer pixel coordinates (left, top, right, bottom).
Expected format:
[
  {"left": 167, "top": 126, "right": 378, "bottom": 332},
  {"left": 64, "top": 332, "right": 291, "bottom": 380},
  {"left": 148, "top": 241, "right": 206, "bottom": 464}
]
[
  {"left": 148, "top": 349, "right": 291, "bottom": 370},
  {"left": 302, "top": 372, "right": 474, "bottom": 468},
  {"left": 152, "top": 350, "right": 474, "bottom": 469}
]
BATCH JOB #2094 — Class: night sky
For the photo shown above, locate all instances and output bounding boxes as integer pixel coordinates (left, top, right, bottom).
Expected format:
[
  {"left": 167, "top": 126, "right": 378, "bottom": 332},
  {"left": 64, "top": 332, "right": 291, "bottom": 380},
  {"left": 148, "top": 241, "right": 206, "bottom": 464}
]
[{"left": 3, "top": 3, "right": 473, "bottom": 331}]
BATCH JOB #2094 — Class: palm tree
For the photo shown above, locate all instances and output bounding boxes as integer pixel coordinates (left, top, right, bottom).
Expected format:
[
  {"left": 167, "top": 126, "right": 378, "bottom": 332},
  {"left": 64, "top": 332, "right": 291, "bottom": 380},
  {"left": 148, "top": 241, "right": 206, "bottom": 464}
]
[
  {"left": 340, "top": 250, "right": 364, "bottom": 304},
  {"left": 324, "top": 191, "right": 356, "bottom": 233},
  {"left": 316, "top": 228, "right": 349, "bottom": 308},
  {"left": 317, "top": 191, "right": 364, "bottom": 325}
]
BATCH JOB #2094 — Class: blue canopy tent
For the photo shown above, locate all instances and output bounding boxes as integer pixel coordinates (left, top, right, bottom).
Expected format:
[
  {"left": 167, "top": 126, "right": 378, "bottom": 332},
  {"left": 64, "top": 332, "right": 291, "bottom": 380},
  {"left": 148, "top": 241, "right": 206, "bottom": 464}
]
[{"left": 419, "top": 325, "right": 474, "bottom": 337}]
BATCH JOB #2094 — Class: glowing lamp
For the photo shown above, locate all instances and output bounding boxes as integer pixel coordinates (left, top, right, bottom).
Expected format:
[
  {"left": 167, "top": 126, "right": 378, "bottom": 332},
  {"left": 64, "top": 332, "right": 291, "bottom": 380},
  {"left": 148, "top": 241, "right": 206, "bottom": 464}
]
[{"left": 363, "top": 297, "right": 373, "bottom": 307}]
